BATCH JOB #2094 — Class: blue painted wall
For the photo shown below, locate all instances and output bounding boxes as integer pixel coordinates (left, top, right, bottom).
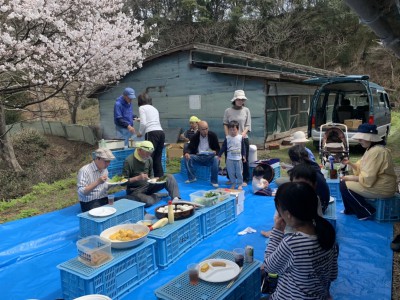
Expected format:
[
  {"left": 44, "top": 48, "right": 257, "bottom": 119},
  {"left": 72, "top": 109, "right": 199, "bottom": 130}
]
[{"left": 98, "top": 51, "right": 266, "bottom": 145}]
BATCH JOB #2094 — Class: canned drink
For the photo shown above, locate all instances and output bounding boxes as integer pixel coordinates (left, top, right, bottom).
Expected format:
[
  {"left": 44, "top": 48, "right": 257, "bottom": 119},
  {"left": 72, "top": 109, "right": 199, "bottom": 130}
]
[{"left": 245, "top": 245, "right": 253, "bottom": 263}]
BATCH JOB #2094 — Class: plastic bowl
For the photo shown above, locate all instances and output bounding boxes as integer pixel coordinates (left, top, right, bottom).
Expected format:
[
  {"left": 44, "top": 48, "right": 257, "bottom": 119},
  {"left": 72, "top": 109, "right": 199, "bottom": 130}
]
[{"left": 100, "top": 223, "right": 149, "bottom": 249}]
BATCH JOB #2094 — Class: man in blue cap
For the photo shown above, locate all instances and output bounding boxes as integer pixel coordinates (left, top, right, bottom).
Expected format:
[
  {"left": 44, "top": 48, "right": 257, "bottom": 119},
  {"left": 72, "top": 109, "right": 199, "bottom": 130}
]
[{"left": 114, "top": 87, "right": 138, "bottom": 147}]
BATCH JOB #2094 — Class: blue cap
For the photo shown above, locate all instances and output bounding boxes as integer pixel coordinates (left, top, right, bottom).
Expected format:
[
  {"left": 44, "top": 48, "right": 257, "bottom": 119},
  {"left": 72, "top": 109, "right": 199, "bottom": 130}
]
[
  {"left": 123, "top": 87, "right": 136, "bottom": 100},
  {"left": 357, "top": 123, "right": 378, "bottom": 134}
]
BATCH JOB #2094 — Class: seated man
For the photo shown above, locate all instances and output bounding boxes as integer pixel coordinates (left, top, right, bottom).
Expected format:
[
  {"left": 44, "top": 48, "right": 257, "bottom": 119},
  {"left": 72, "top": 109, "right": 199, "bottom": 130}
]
[
  {"left": 123, "top": 141, "right": 180, "bottom": 207},
  {"left": 77, "top": 148, "right": 116, "bottom": 212},
  {"left": 183, "top": 120, "right": 220, "bottom": 187}
]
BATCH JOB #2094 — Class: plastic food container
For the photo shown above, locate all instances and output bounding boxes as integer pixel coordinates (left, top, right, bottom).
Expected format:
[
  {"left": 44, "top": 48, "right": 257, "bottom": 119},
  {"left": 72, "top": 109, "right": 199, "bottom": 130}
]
[
  {"left": 190, "top": 190, "right": 218, "bottom": 207},
  {"left": 76, "top": 235, "right": 112, "bottom": 267}
]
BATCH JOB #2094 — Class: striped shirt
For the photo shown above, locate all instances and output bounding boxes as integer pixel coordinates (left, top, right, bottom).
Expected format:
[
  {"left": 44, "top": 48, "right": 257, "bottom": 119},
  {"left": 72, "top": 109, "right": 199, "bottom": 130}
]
[
  {"left": 264, "top": 229, "right": 338, "bottom": 300},
  {"left": 77, "top": 161, "right": 109, "bottom": 202}
]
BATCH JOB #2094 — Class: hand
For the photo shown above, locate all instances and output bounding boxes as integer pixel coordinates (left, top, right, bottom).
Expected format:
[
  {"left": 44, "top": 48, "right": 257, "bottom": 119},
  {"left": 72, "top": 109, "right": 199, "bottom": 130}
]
[
  {"left": 138, "top": 173, "right": 149, "bottom": 181},
  {"left": 127, "top": 125, "right": 135, "bottom": 134},
  {"left": 273, "top": 213, "right": 286, "bottom": 232},
  {"left": 341, "top": 157, "right": 350, "bottom": 165},
  {"left": 242, "top": 157, "right": 246, "bottom": 163},
  {"left": 136, "top": 133, "right": 142, "bottom": 138},
  {"left": 184, "top": 153, "right": 190, "bottom": 160},
  {"left": 217, "top": 156, "right": 221, "bottom": 161},
  {"left": 98, "top": 174, "right": 107, "bottom": 184},
  {"left": 341, "top": 175, "right": 358, "bottom": 182},
  {"left": 241, "top": 132, "right": 247, "bottom": 138}
]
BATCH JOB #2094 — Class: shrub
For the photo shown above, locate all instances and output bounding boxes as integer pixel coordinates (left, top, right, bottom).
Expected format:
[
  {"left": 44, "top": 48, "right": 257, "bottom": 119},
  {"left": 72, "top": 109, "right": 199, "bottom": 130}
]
[{"left": 81, "top": 98, "right": 98, "bottom": 110}]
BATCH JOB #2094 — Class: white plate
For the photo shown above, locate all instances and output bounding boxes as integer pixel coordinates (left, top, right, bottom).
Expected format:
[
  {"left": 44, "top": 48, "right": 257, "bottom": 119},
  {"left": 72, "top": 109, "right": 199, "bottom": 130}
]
[
  {"left": 88, "top": 207, "right": 116, "bottom": 217},
  {"left": 198, "top": 259, "right": 241, "bottom": 283},
  {"left": 329, "top": 196, "right": 335, "bottom": 203},
  {"left": 147, "top": 178, "right": 166, "bottom": 184},
  {"left": 73, "top": 295, "right": 111, "bottom": 300},
  {"left": 106, "top": 178, "right": 128, "bottom": 186}
]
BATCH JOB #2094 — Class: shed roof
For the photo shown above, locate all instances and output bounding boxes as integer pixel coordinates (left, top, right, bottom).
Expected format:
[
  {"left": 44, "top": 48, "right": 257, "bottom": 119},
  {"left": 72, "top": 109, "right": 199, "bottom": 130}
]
[{"left": 90, "top": 43, "right": 342, "bottom": 97}]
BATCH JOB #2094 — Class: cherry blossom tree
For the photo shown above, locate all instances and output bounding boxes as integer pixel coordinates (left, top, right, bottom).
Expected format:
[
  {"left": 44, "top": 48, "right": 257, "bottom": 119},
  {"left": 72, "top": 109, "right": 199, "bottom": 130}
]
[{"left": 0, "top": 0, "right": 155, "bottom": 171}]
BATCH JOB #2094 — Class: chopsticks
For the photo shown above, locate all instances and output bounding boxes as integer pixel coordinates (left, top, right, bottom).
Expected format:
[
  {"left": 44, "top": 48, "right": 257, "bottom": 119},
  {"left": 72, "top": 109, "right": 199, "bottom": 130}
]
[{"left": 226, "top": 267, "right": 242, "bottom": 289}]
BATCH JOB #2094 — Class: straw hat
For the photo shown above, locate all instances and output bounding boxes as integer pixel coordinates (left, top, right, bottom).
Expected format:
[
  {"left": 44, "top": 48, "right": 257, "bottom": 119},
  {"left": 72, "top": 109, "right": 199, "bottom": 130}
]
[
  {"left": 231, "top": 90, "right": 248, "bottom": 102},
  {"left": 290, "top": 131, "right": 309, "bottom": 144},
  {"left": 352, "top": 123, "right": 382, "bottom": 142}
]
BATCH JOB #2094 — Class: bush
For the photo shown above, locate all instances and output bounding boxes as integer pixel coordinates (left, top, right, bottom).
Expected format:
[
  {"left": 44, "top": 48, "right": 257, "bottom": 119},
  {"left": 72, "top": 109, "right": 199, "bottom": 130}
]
[{"left": 81, "top": 98, "right": 98, "bottom": 110}]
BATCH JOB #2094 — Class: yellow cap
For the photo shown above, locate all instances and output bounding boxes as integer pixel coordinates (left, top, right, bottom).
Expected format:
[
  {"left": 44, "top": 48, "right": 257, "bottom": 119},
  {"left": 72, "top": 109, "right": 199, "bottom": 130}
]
[
  {"left": 137, "top": 141, "right": 154, "bottom": 152},
  {"left": 189, "top": 116, "right": 201, "bottom": 122}
]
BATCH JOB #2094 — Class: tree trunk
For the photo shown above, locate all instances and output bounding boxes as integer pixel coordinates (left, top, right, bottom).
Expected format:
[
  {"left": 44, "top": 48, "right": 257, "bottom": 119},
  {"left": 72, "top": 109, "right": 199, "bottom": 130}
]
[{"left": 0, "top": 104, "right": 23, "bottom": 172}]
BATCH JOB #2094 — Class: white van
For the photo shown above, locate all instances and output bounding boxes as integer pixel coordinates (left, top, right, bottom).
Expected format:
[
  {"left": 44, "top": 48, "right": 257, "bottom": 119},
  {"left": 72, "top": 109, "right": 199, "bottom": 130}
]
[{"left": 306, "top": 75, "right": 392, "bottom": 147}]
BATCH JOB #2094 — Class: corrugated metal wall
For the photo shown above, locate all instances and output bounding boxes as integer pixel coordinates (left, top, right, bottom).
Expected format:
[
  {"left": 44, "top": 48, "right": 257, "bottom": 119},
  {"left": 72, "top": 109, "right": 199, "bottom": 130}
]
[{"left": 99, "top": 51, "right": 266, "bottom": 145}]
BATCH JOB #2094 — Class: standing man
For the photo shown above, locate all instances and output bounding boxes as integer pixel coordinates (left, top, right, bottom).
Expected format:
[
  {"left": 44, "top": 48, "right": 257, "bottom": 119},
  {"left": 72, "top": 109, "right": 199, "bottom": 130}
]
[
  {"left": 114, "top": 87, "right": 137, "bottom": 148},
  {"left": 183, "top": 120, "right": 220, "bottom": 188},
  {"left": 123, "top": 141, "right": 181, "bottom": 207},
  {"left": 77, "top": 148, "right": 116, "bottom": 212}
]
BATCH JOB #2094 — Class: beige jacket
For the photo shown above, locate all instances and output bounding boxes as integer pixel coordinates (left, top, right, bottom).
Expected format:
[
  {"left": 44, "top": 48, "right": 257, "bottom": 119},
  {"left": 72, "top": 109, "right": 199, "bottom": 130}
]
[{"left": 347, "top": 145, "right": 397, "bottom": 198}]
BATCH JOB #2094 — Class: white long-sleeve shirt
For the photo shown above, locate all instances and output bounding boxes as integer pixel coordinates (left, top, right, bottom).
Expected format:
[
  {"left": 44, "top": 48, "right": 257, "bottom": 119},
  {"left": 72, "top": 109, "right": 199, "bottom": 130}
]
[{"left": 139, "top": 105, "right": 163, "bottom": 135}]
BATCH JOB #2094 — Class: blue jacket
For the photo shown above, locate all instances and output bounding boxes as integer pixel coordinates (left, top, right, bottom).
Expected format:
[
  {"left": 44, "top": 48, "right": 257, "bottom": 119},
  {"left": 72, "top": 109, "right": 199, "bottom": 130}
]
[{"left": 114, "top": 96, "right": 136, "bottom": 128}]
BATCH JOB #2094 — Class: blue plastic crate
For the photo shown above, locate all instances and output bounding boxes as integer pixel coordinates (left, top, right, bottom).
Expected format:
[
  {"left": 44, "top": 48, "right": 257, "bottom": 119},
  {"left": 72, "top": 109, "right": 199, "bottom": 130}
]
[
  {"left": 155, "top": 249, "right": 261, "bottom": 300},
  {"left": 323, "top": 200, "right": 336, "bottom": 229},
  {"left": 366, "top": 193, "right": 400, "bottom": 223},
  {"left": 78, "top": 199, "right": 145, "bottom": 237},
  {"left": 200, "top": 196, "right": 237, "bottom": 238},
  {"left": 58, "top": 239, "right": 158, "bottom": 300},
  {"left": 180, "top": 157, "right": 212, "bottom": 182},
  {"left": 326, "top": 178, "right": 342, "bottom": 202},
  {"left": 148, "top": 213, "right": 202, "bottom": 269},
  {"left": 97, "top": 147, "right": 167, "bottom": 178}
]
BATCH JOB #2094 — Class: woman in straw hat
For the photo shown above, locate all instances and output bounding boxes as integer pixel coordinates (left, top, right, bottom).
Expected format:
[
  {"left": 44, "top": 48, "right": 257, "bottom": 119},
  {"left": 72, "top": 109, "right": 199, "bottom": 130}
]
[
  {"left": 340, "top": 123, "right": 397, "bottom": 220},
  {"left": 223, "top": 90, "right": 252, "bottom": 185}
]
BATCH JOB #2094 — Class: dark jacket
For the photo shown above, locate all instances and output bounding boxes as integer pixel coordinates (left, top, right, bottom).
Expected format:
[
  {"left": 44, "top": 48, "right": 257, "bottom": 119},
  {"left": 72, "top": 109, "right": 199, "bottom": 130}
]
[{"left": 184, "top": 131, "right": 220, "bottom": 155}]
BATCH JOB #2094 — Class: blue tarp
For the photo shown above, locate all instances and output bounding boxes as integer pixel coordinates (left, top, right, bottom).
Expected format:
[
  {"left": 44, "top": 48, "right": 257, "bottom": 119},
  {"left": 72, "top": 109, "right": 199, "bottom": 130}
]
[{"left": 0, "top": 174, "right": 393, "bottom": 299}]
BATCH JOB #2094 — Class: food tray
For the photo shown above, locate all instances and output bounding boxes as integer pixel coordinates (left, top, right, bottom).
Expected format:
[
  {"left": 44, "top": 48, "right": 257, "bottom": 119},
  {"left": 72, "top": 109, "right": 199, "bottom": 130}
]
[
  {"left": 76, "top": 236, "right": 112, "bottom": 267},
  {"left": 78, "top": 199, "right": 145, "bottom": 238},
  {"left": 155, "top": 203, "right": 195, "bottom": 220},
  {"left": 155, "top": 249, "right": 261, "bottom": 300},
  {"left": 200, "top": 196, "right": 236, "bottom": 238},
  {"left": 148, "top": 213, "right": 202, "bottom": 269},
  {"left": 190, "top": 191, "right": 218, "bottom": 207},
  {"left": 58, "top": 239, "right": 158, "bottom": 300}
]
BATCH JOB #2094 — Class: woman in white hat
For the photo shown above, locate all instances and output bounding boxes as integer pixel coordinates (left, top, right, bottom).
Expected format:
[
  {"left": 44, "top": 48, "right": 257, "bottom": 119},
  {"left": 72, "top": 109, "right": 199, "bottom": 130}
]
[
  {"left": 340, "top": 123, "right": 397, "bottom": 220},
  {"left": 223, "top": 90, "right": 252, "bottom": 185},
  {"left": 290, "top": 131, "right": 316, "bottom": 162}
]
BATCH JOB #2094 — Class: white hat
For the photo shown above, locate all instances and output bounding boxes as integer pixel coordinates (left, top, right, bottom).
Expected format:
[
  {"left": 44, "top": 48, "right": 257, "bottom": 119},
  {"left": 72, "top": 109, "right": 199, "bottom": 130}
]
[
  {"left": 231, "top": 90, "right": 248, "bottom": 102},
  {"left": 94, "top": 148, "right": 115, "bottom": 161},
  {"left": 290, "top": 131, "right": 309, "bottom": 144}
]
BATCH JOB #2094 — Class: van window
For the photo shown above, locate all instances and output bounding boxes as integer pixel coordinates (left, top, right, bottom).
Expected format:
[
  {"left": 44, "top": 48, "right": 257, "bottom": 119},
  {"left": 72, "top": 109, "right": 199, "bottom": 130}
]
[{"left": 315, "top": 92, "right": 335, "bottom": 127}]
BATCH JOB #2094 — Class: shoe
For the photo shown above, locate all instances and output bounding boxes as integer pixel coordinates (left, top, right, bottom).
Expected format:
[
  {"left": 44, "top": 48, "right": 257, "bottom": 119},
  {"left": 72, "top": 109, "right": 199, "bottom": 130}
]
[
  {"left": 391, "top": 234, "right": 400, "bottom": 252},
  {"left": 212, "top": 183, "right": 219, "bottom": 188},
  {"left": 242, "top": 182, "right": 248, "bottom": 187},
  {"left": 185, "top": 178, "right": 197, "bottom": 184}
]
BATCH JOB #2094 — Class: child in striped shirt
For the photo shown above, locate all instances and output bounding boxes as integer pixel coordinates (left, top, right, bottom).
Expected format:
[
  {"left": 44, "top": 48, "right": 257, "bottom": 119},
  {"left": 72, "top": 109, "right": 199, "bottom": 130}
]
[{"left": 262, "top": 182, "right": 338, "bottom": 299}]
